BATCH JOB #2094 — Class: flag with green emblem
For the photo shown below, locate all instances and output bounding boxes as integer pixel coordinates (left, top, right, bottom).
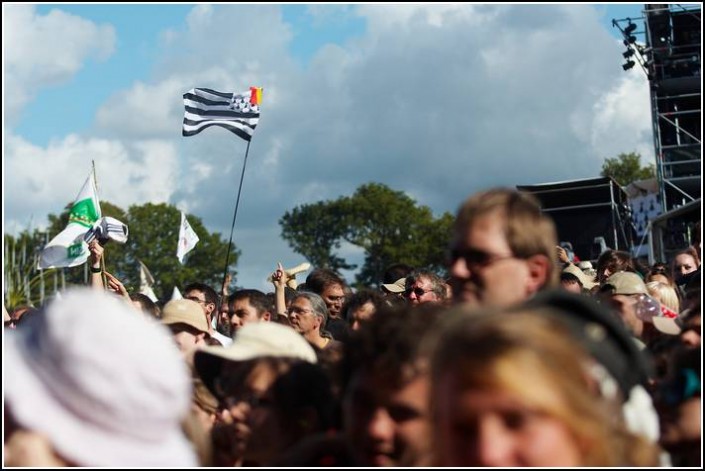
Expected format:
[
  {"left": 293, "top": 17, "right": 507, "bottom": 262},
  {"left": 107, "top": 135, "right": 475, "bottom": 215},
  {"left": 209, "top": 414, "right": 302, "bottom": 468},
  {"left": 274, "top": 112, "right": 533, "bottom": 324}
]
[{"left": 38, "top": 171, "right": 102, "bottom": 269}]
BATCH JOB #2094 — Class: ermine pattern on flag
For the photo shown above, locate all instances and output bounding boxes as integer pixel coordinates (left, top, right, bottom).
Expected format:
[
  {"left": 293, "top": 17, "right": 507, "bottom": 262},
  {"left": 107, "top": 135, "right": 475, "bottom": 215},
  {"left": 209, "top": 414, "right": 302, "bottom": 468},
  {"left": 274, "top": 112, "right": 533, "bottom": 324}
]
[{"left": 183, "top": 88, "right": 260, "bottom": 141}]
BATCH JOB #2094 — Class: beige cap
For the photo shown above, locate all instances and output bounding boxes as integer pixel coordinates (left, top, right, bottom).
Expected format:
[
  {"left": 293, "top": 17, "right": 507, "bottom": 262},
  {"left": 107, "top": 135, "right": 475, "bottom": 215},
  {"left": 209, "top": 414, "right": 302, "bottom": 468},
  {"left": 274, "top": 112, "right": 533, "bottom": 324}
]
[
  {"left": 382, "top": 277, "right": 406, "bottom": 294},
  {"left": 161, "top": 299, "right": 210, "bottom": 335},
  {"left": 194, "top": 322, "right": 317, "bottom": 395},
  {"left": 603, "top": 272, "right": 648, "bottom": 296},
  {"left": 562, "top": 264, "right": 598, "bottom": 290},
  {"left": 652, "top": 316, "right": 682, "bottom": 336}
]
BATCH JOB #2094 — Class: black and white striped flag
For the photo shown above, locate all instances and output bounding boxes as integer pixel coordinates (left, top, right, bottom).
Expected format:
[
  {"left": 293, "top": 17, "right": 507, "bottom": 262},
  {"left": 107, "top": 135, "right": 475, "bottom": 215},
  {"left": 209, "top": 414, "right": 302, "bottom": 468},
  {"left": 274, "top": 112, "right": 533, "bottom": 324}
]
[{"left": 182, "top": 87, "right": 262, "bottom": 141}]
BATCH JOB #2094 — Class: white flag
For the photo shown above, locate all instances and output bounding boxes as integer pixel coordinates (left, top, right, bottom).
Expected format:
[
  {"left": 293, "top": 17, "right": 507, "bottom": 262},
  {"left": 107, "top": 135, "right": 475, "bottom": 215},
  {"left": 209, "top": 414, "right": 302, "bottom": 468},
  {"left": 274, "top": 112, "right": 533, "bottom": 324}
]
[
  {"left": 171, "top": 286, "right": 183, "bottom": 301},
  {"left": 138, "top": 260, "right": 159, "bottom": 302},
  {"left": 177, "top": 211, "right": 199, "bottom": 264},
  {"left": 38, "top": 171, "right": 102, "bottom": 269}
]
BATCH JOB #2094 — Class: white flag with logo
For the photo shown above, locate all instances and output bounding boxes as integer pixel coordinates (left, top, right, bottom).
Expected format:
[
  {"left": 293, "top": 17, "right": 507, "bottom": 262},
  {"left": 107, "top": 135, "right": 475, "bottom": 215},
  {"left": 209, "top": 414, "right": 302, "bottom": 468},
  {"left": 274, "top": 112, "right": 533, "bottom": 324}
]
[
  {"left": 38, "top": 171, "right": 102, "bottom": 269},
  {"left": 177, "top": 211, "right": 199, "bottom": 264},
  {"left": 138, "top": 259, "right": 159, "bottom": 302}
]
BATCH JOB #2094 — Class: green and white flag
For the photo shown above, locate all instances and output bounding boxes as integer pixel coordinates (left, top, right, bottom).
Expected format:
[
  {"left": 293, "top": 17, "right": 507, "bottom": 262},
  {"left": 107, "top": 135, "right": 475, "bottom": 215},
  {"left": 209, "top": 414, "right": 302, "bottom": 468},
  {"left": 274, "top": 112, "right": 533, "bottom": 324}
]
[{"left": 38, "top": 171, "right": 102, "bottom": 269}]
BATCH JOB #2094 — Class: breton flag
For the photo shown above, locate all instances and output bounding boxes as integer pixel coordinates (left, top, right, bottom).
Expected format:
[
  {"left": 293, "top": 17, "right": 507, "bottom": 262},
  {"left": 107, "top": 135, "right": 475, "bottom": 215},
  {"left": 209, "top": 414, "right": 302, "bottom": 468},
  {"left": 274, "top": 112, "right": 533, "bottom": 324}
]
[
  {"left": 182, "top": 87, "right": 262, "bottom": 141},
  {"left": 176, "top": 211, "right": 200, "bottom": 264},
  {"left": 38, "top": 171, "right": 102, "bottom": 269}
]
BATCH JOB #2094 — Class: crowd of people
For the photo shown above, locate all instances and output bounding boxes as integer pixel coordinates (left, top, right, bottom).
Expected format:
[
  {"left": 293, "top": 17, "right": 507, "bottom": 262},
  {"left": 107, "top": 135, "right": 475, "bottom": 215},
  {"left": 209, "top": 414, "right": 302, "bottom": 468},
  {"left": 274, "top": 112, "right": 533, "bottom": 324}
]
[{"left": 4, "top": 187, "right": 701, "bottom": 467}]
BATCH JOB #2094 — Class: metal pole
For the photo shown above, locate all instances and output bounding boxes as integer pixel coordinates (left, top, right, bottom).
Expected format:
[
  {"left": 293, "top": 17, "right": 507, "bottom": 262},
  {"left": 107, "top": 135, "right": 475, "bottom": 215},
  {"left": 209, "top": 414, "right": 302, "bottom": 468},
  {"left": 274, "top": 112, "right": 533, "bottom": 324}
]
[{"left": 222, "top": 140, "right": 252, "bottom": 292}]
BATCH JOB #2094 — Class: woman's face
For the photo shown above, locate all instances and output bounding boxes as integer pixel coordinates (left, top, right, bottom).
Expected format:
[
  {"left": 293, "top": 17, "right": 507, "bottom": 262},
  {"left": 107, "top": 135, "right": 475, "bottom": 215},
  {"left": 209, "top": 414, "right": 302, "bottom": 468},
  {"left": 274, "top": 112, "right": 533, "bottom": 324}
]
[
  {"left": 433, "top": 371, "right": 583, "bottom": 467},
  {"left": 674, "top": 254, "right": 698, "bottom": 278}
]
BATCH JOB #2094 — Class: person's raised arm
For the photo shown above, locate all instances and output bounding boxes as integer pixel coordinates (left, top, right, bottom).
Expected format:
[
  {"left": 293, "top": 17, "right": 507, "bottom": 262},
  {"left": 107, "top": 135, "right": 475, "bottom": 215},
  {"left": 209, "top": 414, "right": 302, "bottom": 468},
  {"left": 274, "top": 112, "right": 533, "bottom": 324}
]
[{"left": 88, "top": 240, "right": 105, "bottom": 290}]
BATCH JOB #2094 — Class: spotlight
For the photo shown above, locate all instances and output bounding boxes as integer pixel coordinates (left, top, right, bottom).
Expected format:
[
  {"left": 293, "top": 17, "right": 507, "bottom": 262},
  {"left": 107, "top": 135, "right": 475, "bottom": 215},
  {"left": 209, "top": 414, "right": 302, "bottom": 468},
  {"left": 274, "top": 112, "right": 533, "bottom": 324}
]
[
  {"left": 623, "top": 49, "right": 635, "bottom": 59},
  {"left": 622, "top": 60, "right": 636, "bottom": 71},
  {"left": 625, "top": 22, "right": 637, "bottom": 34}
]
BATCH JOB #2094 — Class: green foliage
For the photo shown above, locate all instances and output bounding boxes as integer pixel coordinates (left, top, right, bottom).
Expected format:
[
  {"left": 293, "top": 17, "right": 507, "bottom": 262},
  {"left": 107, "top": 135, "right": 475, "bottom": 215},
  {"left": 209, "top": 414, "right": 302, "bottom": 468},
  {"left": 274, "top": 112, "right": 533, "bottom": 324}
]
[
  {"left": 119, "top": 203, "right": 239, "bottom": 300},
  {"left": 279, "top": 182, "right": 453, "bottom": 287},
  {"left": 280, "top": 200, "right": 353, "bottom": 272},
  {"left": 4, "top": 230, "right": 57, "bottom": 309},
  {"left": 600, "top": 152, "right": 655, "bottom": 186},
  {"left": 5, "top": 201, "right": 239, "bottom": 306}
]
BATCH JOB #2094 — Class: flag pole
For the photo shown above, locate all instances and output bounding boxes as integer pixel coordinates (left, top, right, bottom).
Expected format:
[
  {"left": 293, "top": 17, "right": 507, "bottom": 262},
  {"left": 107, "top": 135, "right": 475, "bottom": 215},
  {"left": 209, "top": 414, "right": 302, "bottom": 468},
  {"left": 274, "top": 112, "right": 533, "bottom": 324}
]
[
  {"left": 92, "top": 160, "right": 108, "bottom": 288},
  {"left": 222, "top": 140, "right": 251, "bottom": 293}
]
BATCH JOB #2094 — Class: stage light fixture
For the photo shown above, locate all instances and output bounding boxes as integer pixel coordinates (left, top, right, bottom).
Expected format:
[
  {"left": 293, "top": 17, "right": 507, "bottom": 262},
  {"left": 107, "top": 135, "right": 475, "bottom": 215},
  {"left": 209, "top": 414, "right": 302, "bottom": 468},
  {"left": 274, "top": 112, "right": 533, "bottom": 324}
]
[
  {"left": 623, "top": 49, "right": 635, "bottom": 59},
  {"left": 622, "top": 60, "right": 636, "bottom": 71},
  {"left": 625, "top": 22, "right": 637, "bottom": 34}
]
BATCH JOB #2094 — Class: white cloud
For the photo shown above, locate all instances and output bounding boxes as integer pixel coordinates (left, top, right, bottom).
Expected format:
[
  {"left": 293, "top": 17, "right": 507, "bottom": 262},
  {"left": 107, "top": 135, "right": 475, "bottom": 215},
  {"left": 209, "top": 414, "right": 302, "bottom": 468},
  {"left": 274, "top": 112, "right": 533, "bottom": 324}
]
[
  {"left": 4, "top": 133, "right": 177, "bottom": 233},
  {"left": 3, "top": 4, "right": 115, "bottom": 122},
  {"left": 5, "top": 4, "right": 659, "bottom": 290}
]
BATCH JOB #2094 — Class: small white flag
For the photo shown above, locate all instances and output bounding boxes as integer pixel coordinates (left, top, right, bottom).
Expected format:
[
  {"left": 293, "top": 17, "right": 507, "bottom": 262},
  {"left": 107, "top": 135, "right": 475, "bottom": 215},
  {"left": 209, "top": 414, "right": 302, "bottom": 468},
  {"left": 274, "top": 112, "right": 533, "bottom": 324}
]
[
  {"left": 171, "top": 286, "right": 183, "bottom": 301},
  {"left": 138, "top": 260, "right": 159, "bottom": 302},
  {"left": 176, "top": 211, "right": 200, "bottom": 264}
]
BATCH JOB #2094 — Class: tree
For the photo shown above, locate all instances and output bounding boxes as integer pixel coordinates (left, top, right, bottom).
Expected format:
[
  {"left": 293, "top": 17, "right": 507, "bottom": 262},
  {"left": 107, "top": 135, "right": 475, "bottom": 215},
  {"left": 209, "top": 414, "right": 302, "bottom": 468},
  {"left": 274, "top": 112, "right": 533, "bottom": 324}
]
[
  {"left": 120, "top": 203, "right": 239, "bottom": 300},
  {"left": 5, "top": 201, "right": 239, "bottom": 306},
  {"left": 344, "top": 183, "right": 453, "bottom": 286},
  {"left": 600, "top": 151, "right": 655, "bottom": 186},
  {"left": 279, "top": 183, "right": 453, "bottom": 287},
  {"left": 279, "top": 200, "right": 355, "bottom": 272}
]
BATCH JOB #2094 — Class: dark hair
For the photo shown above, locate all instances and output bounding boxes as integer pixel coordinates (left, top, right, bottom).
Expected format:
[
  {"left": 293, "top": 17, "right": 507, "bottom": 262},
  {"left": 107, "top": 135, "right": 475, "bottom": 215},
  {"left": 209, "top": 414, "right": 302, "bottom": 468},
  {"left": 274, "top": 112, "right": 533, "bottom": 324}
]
[
  {"left": 341, "top": 289, "right": 387, "bottom": 324},
  {"left": 341, "top": 303, "right": 443, "bottom": 390},
  {"left": 272, "top": 362, "right": 338, "bottom": 433},
  {"left": 305, "top": 269, "right": 346, "bottom": 295},
  {"left": 596, "top": 250, "right": 636, "bottom": 283},
  {"left": 184, "top": 282, "right": 218, "bottom": 307},
  {"left": 129, "top": 293, "right": 160, "bottom": 319},
  {"left": 230, "top": 289, "right": 271, "bottom": 317}
]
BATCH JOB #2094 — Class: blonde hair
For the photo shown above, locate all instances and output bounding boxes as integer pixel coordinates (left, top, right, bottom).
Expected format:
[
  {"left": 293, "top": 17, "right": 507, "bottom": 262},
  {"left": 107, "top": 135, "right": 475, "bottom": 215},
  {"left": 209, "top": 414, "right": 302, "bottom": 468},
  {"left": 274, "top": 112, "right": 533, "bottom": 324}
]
[
  {"left": 454, "top": 188, "right": 559, "bottom": 288},
  {"left": 646, "top": 281, "right": 680, "bottom": 313},
  {"left": 428, "top": 309, "right": 659, "bottom": 466}
]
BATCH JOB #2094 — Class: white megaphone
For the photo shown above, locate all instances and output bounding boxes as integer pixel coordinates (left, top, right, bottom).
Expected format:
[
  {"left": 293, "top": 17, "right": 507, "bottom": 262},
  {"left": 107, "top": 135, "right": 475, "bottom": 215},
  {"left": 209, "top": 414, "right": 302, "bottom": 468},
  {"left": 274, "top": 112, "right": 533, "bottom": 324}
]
[{"left": 267, "top": 262, "right": 311, "bottom": 289}]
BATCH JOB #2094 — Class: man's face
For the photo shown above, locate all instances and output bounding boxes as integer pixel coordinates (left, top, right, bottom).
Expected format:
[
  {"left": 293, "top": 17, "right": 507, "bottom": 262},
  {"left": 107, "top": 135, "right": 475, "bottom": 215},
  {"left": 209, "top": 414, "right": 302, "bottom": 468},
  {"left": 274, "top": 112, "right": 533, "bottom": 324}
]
[
  {"left": 321, "top": 284, "right": 345, "bottom": 317},
  {"left": 343, "top": 370, "right": 431, "bottom": 467},
  {"left": 604, "top": 294, "right": 643, "bottom": 338},
  {"left": 404, "top": 277, "right": 440, "bottom": 305},
  {"left": 168, "top": 323, "right": 205, "bottom": 355},
  {"left": 449, "top": 212, "right": 541, "bottom": 308},
  {"left": 184, "top": 289, "right": 216, "bottom": 320},
  {"left": 230, "top": 297, "right": 263, "bottom": 332},
  {"left": 288, "top": 298, "right": 319, "bottom": 336},
  {"left": 351, "top": 301, "right": 376, "bottom": 331}
]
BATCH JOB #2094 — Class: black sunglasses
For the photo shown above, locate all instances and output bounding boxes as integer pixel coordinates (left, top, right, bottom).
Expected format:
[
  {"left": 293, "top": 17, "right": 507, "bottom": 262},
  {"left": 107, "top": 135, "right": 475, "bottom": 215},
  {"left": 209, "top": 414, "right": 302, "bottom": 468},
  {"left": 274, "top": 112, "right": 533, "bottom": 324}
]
[
  {"left": 404, "top": 287, "right": 431, "bottom": 298},
  {"left": 448, "top": 247, "right": 516, "bottom": 267}
]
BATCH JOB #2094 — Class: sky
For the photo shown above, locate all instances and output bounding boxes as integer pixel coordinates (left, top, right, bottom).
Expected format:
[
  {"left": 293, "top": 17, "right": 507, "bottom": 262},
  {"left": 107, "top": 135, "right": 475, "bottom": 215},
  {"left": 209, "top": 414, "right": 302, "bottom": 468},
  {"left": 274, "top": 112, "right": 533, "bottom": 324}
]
[{"left": 4, "top": 3, "right": 658, "bottom": 292}]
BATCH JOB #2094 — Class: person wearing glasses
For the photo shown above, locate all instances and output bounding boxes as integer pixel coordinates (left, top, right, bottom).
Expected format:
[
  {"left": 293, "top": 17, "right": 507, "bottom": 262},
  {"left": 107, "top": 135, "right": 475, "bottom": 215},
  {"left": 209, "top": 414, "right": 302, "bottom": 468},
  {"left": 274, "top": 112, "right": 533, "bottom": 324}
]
[
  {"left": 184, "top": 282, "right": 232, "bottom": 346},
  {"left": 404, "top": 270, "right": 447, "bottom": 305},
  {"left": 448, "top": 188, "right": 558, "bottom": 308}
]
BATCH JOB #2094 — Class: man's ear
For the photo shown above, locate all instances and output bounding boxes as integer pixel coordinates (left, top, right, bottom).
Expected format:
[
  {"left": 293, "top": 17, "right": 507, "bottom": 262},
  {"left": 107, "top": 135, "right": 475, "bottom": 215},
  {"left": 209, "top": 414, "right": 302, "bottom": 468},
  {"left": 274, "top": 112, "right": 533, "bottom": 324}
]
[
  {"left": 526, "top": 254, "right": 552, "bottom": 294},
  {"left": 262, "top": 311, "right": 272, "bottom": 322}
]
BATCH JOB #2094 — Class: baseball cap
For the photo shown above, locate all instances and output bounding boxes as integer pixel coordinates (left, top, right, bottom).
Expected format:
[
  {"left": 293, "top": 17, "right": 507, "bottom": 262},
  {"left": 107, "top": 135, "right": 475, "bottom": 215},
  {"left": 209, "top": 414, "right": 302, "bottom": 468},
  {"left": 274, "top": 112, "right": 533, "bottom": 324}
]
[
  {"left": 161, "top": 299, "right": 210, "bottom": 335},
  {"left": 602, "top": 271, "right": 648, "bottom": 296},
  {"left": 381, "top": 277, "right": 406, "bottom": 294}
]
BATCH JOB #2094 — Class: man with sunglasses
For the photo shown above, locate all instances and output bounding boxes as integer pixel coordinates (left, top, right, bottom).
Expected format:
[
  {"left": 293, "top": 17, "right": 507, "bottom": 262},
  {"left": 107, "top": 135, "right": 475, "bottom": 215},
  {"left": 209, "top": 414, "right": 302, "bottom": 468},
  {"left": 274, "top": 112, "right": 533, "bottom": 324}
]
[
  {"left": 448, "top": 188, "right": 558, "bottom": 308},
  {"left": 404, "top": 270, "right": 447, "bottom": 305}
]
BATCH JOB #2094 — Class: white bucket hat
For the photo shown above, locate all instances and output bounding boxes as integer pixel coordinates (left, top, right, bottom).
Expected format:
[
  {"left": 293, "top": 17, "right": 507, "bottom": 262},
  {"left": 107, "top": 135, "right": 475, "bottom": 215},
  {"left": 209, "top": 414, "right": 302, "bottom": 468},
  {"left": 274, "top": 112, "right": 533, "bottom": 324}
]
[{"left": 4, "top": 288, "right": 197, "bottom": 467}]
